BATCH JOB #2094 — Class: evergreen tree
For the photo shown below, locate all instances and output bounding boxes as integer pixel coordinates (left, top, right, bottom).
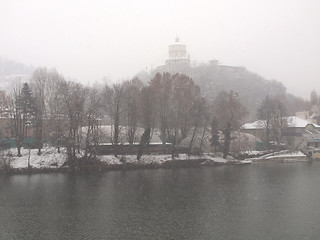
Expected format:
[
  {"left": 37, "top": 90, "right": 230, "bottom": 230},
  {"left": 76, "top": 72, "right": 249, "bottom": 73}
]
[
  {"left": 18, "top": 83, "right": 37, "bottom": 118},
  {"left": 13, "top": 83, "right": 37, "bottom": 157}
]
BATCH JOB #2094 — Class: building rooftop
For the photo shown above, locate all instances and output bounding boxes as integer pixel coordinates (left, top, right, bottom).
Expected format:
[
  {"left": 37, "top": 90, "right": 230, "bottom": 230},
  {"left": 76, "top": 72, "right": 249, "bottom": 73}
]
[{"left": 241, "top": 116, "right": 320, "bottom": 130}]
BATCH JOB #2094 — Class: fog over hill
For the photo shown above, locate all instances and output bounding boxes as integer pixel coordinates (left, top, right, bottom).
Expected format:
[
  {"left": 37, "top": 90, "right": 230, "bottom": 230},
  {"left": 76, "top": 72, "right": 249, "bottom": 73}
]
[
  {"left": 150, "top": 60, "right": 308, "bottom": 120},
  {"left": 190, "top": 63, "right": 287, "bottom": 119},
  {"left": 0, "top": 57, "right": 33, "bottom": 91},
  {"left": 0, "top": 57, "right": 308, "bottom": 120},
  {"left": 0, "top": 57, "right": 32, "bottom": 76}
]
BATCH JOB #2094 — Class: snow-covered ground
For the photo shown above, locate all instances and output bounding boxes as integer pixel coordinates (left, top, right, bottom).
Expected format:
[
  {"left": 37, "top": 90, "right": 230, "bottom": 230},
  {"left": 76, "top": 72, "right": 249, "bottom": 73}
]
[
  {"left": 0, "top": 146, "right": 250, "bottom": 171},
  {"left": 99, "top": 154, "right": 174, "bottom": 165},
  {"left": 0, "top": 147, "right": 66, "bottom": 169},
  {"left": 251, "top": 150, "right": 307, "bottom": 162},
  {"left": 86, "top": 152, "right": 247, "bottom": 166},
  {"left": 265, "top": 151, "right": 306, "bottom": 159},
  {"left": 98, "top": 153, "right": 250, "bottom": 166}
]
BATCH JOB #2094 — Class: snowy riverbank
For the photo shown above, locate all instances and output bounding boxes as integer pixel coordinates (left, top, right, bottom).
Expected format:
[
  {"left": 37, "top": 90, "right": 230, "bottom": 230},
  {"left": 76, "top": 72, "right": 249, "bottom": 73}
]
[
  {"left": 0, "top": 147, "right": 251, "bottom": 174},
  {"left": 1, "top": 147, "right": 312, "bottom": 175}
]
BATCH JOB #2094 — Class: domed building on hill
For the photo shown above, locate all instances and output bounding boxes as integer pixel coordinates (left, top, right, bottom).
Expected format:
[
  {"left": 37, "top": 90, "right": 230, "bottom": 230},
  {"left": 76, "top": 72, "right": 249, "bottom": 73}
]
[{"left": 157, "top": 37, "right": 191, "bottom": 74}]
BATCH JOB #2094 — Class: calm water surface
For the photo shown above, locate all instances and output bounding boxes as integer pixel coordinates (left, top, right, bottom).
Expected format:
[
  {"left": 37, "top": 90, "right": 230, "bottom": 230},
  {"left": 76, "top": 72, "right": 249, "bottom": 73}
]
[{"left": 1, "top": 163, "right": 320, "bottom": 240}]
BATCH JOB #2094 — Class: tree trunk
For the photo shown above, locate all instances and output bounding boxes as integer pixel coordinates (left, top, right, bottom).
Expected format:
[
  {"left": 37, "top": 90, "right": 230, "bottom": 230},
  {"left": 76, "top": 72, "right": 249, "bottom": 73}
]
[
  {"left": 199, "top": 118, "right": 209, "bottom": 152},
  {"left": 137, "top": 128, "right": 151, "bottom": 160},
  {"left": 189, "top": 126, "right": 198, "bottom": 156},
  {"left": 171, "top": 128, "right": 178, "bottom": 159},
  {"left": 17, "top": 145, "right": 22, "bottom": 157},
  {"left": 114, "top": 115, "right": 119, "bottom": 145},
  {"left": 28, "top": 149, "right": 31, "bottom": 169},
  {"left": 223, "top": 123, "right": 231, "bottom": 159}
]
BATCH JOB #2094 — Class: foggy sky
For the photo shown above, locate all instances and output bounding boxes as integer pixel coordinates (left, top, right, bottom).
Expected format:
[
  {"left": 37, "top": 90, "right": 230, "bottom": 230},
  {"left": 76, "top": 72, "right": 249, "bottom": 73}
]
[{"left": 1, "top": 0, "right": 319, "bottom": 98}]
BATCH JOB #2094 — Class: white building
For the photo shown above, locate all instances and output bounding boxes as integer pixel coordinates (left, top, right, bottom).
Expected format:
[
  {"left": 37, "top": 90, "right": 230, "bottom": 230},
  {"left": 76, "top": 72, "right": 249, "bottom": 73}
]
[{"left": 157, "top": 37, "right": 190, "bottom": 74}]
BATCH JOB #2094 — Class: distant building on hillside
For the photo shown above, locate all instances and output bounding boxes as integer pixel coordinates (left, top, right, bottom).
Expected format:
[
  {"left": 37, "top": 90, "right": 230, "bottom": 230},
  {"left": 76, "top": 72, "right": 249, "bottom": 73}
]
[
  {"left": 156, "top": 37, "right": 242, "bottom": 75},
  {"left": 157, "top": 37, "right": 191, "bottom": 74}
]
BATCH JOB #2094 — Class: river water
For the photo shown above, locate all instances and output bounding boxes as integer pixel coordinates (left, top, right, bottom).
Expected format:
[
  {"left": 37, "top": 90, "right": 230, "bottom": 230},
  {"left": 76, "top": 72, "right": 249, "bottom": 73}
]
[{"left": 1, "top": 163, "right": 320, "bottom": 240}]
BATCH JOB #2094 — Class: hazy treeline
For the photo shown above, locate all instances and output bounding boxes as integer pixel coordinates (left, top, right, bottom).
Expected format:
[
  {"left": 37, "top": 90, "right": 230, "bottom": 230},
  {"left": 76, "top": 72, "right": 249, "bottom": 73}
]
[
  {"left": 0, "top": 65, "right": 316, "bottom": 161},
  {"left": 0, "top": 68, "right": 249, "bottom": 160}
]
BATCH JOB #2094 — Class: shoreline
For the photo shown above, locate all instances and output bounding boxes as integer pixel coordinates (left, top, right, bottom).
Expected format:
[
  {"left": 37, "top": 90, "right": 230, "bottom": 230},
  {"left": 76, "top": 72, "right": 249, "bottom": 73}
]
[
  {"left": 1, "top": 157, "right": 246, "bottom": 175},
  {"left": 1, "top": 148, "right": 309, "bottom": 176},
  {"left": 1, "top": 147, "right": 249, "bottom": 175}
]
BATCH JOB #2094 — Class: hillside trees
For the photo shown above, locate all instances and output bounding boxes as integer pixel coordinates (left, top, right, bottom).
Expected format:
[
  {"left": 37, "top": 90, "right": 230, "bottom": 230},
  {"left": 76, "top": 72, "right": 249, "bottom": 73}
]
[{"left": 187, "top": 63, "right": 286, "bottom": 119}]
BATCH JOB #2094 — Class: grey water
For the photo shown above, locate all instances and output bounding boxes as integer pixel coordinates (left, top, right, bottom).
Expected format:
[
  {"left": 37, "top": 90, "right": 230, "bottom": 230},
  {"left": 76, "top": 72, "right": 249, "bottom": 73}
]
[{"left": 1, "top": 163, "right": 320, "bottom": 240}]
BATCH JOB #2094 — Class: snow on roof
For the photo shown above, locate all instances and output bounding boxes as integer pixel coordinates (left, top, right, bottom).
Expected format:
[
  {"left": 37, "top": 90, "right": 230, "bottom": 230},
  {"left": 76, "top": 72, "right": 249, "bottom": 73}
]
[
  {"left": 241, "top": 116, "right": 320, "bottom": 130},
  {"left": 241, "top": 120, "right": 266, "bottom": 130},
  {"left": 287, "top": 116, "right": 320, "bottom": 128}
]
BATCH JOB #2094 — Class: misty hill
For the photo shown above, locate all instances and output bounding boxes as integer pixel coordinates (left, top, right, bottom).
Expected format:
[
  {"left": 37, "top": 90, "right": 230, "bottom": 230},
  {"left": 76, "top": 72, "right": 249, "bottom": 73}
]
[
  {"left": 0, "top": 57, "right": 32, "bottom": 76},
  {"left": 189, "top": 63, "right": 286, "bottom": 119},
  {"left": 149, "top": 62, "right": 307, "bottom": 120},
  {"left": 0, "top": 57, "right": 32, "bottom": 91}
]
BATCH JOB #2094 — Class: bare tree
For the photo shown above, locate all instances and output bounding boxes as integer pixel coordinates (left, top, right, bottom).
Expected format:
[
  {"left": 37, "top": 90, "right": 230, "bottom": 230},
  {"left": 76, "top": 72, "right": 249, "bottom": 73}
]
[
  {"left": 59, "top": 80, "right": 87, "bottom": 160},
  {"left": 123, "top": 77, "right": 144, "bottom": 145},
  {"left": 137, "top": 85, "right": 154, "bottom": 160},
  {"left": 209, "top": 116, "right": 220, "bottom": 152},
  {"left": 150, "top": 73, "right": 202, "bottom": 150},
  {"left": 189, "top": 97, "right": 207, "bottom": 154},
  {"left": 149, "top": 73, "right": 173, "bottom": 143},
  {"left": 215, "top": 91, "right": 247, "bottom": 159},
  {"left": 258, "top": 95, "right": 273, "bottom": 151},
  {"left": 104, "top": 83, "right": 124, "bottom": 145},
  {"left": 199, "top": 105, "right": 210, "bottom": 152},
  {"left": 30, "top": 68, "right": 48, "bottom": 155},
  {"left": 171, "top": 73, "right": 201, "bottom": 145},
  {"left": 83, "top": 88, "right": 103, "bottom": 158},
  {"left": 258, "top": 95, "right": 287, "bottom": 151}
]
